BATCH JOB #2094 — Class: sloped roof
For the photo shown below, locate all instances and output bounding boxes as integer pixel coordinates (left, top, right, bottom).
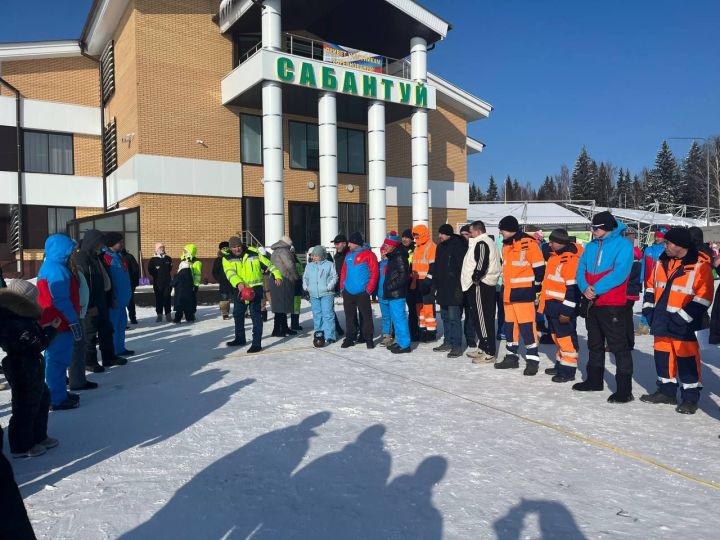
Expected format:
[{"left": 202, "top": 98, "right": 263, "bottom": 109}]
[{"left": 468, "top": 203, "right": 590, "bottom": 226}]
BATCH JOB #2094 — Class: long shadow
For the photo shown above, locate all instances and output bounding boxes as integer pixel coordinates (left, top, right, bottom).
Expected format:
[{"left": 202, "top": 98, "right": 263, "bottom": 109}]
[
  {"left": 14, "top": 322, "right": 255, "bottom": 497},
  {"left": 122, "top": 416, "right": 448, "bottom": 539},
  {"left": 494, "top": 498, "right": 587, "bottom": 540}
]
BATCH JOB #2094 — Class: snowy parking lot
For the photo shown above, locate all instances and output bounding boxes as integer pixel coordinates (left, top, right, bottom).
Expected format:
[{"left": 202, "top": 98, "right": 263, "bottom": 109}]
[{"left": 3, "top": 303, "right": 720, "bottom": 539}]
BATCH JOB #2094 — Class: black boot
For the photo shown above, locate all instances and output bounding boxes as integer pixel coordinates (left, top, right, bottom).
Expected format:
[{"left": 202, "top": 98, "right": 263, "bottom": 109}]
[
  {"left": 271, "top": 316, "right": 282, "bottom": 337},
  {"left": 290, "top": 314, "right": 303, "bottom": 331},
  {"left": 572, "top": 366, "right": 604, "bottom": 391},
  {"left": 424, "top": 330, "right": 437, "bottom": 342},
  {"left": 283, "top": 314, "right": 297, "bottom": 335},
  {"left": 607, "top": 373, "right": 634, "bottom": 403},
  {"left": 523, "top": 361, "right": 539, "bottom": 376},
  {"left": 494, "top": 354, "right": 519, "bottom": 369},
  {"left": 262, "top": 310, "right": 268, "bottom": 322}
]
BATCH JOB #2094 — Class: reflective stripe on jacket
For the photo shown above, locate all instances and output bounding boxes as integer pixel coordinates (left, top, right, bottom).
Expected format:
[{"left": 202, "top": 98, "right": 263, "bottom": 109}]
[
  {"left": 539, "top": 243, "right": 582, "bottom": 317},
  {"left": 502, "top": 232, "right": 545, "bottom": 303},
  {"left": 411, "top": 224, "right": 436, "bottom": 281},
  {"left": 223, "top": 247, "right": 280, "bottom": 288}
]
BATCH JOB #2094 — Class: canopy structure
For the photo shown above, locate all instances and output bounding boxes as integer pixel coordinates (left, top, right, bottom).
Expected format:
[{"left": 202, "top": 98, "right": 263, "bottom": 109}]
[{"left": 466, "top": 202, "right": 591, "bottom": 237}]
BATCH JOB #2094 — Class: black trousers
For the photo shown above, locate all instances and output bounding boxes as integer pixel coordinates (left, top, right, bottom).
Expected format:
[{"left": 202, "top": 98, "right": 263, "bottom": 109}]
[
  {"left": 461, "top": 302, "right": 478, "bottom": 346},
  {"left": 587, "top": 304, "right": 634, "bottom": 375},
  {"left": 624, "top": 300, "right": 636, "bottom": 350},
  {"left": 1, "top": 355, "right": 50, "bottom": 454},
  {"left": 343, "top": 291, "right": 374, "bottom": 344},
  {"left": 0, "top": 427, "right": 35, "bottom": 540},
  {"left": 82, "top": 307, "right": 115, "bottom": 365},
  {"left": 406, "top": 287, "right": 420, "bottom": 341},
  {"left": 465, "top": 283, "right": 497, "bottom": 356},
  {"left": 126, "top": 287, "right": 138, "bottom": 322},
  {"left": 154, "top": 284, "right": 172, "bottom": 315}
]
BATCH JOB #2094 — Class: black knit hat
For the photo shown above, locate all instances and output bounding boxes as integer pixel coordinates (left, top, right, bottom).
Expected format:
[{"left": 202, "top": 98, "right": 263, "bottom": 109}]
[
  {"left": 438, "top": 224, "right": 454, "bottom": 236},
  {"left": 348, "top": 232, "right": 364, "bottom": 246},
  {"left": 664, "top": 227, "right": 692, "bottom": 249},
  {"left": 498, "top": 215, "right": 520, "bottom": 233},
  {"left": 218, "top": 241, "right": 229, "bottom": 249},
  {"left": 592, "top": 211, "right": 618, "bottom": 231},
  {"left": 401, "top": 229, "right": 413, "bottom": 239},
  {"left": 460, "top": 224, "right": 470, "bottom": 234},
  {"left": 332, "top": 234, "right": 347, "bottom": 244},
  {"left": 104, "top": 232, "right": 124, "bottom": 247},
  {"left": 548, "top": 228, "right": 576, "bottom": 245}
]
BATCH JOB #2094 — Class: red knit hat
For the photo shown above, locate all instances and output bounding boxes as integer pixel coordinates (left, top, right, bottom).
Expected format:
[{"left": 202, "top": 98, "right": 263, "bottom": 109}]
[
  {"left": 382, "top": 231, "right": 399, "bottom": 249},
  {"left": 655, "top": 226, "right": 669, "bottom": 239}
]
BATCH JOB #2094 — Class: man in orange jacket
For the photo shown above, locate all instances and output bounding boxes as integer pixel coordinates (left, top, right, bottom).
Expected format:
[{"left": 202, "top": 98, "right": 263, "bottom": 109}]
[
  {"left": 640, "top": 227, "right": 714, "bottom": 414},
  {"left": 538, "top": 229, "right": 582, "bottom": 383},
  {"left": 496, "top": 216, "right": 546, "bottom": 375},
  {"left": 411, "top": 224, "right": 438, "bottom": 342}
]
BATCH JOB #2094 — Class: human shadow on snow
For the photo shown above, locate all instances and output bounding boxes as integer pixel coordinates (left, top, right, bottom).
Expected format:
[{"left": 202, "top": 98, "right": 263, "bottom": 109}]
[
  {"left": 121, "top": 415, "right": 447, "bottom": 540},
  {"left": 493, "top": 497, "right": 587, "bottom": 540}
]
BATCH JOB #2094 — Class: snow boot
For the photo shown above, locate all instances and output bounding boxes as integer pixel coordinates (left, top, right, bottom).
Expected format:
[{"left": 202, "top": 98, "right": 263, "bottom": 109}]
[
  {"left": 85, "top": 361, "right": 105, "bottom": 373},
  {"left": 156, "top": 314, "right": 163, "bottom": 323},
  {"left": 290, "top": 314, "right": 303, "bottom": 331},
  {"left": 12, "top": 444, "right": 47, "bottom": 458},
  {"left": 246, "top": 345, "right": 262, "bottom": 353},
  {"left": 572, "top": 366, "right": 604, "bottom": 391},
  {"left": 545, "top": 366, "right": 558, "bottom": 376},
  {"left": 552, "top": 374, "right": 575, "bottom": 383},
  {"left": 607, "top": 373, "right": 634, "bottom": 403},
  {"left": 391, "top": 345, "right": 412, "bottom": 354},
  {"left": 676, "top": 400, "right": 698, "bottom": 415},
  {"left": 51, "top": 398, "right": 79, "bottom": 411},
  {"left": 282, "top": 314, "right": 297, "bottom": 336},
  {"left": 447, "top": 348, "right": 463, "bottom": 359},
  {"left": 640, "top": 390, "right": 677, "bottom": 405},
  {"left": 341, "top": 339, "right": 355, "bottom": 349},
  {"left": 433, "top": 343, "right": 453, "bottom": 352},
  {"left": 271, "top": 317, "right": 282, "bottom": 337},
  {"left": 39, "top": 437, "right": 59, "bottom": 449},
  {"left": 226, "top": 339, "right": 247, "bottom": 347},
  {"left": 313, "top": 331, "right": 326, "bottom": 348},
  {"left": 366, "top": 339, "right": 375, "bottom": 349},
  {"left": 523, "top": 361, "right": 539, "bottom": 376},
  {"left": 494, "top": 354, "right": 520, "bottom": 369},
  {"left": 381, "top": 334, "right": 395, "bottom": 347}
]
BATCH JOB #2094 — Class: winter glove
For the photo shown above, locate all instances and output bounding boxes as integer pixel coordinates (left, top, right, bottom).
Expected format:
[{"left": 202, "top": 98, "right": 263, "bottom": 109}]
[
  {"left": 69, "top": 323, "right": 83, "bottom": 342},
  {"left": 559, "top": 314, "right": 572, "bottom": 325}
]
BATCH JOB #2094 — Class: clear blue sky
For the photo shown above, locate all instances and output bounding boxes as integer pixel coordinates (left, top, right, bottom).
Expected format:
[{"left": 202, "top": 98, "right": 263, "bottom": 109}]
[{"left": 3, "top": 0, "right": 719, "bottom": 191}]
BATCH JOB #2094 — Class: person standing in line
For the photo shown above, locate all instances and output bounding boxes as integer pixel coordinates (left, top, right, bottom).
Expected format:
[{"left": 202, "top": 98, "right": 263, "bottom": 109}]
[
  {"left": 636, "top": 227, "right": 667, "bottom": 335},
  {"left": 37, "top": 234, "right": 83, "bottom": 410},
  {"left": 67, "top": 248, "right": 98, "bottom": 391},
  {"left": 458, "top": 225, "right": 478, "bottom": 348},
  {"left": 148, "top": 242, "right": 173, "bottom": 322},
  {"left": 224, "top": 237, "right": 282, "bottom": 352},
  {"left": 102, "top": 233, "right": 134, "bottom": 356},
  {"left": 269, "top": 235, "right": 299, "bottom": 337},
  {"left": 377, "top": 242, "right": 393, "bottom": 347},
  {"left": 432, "top": 225, "right": 467, "bottom": 358},
  {"left": 495, "top": 216, "right": 546, "bottom": 375},
  {"left": 538, "top": 229, "right": 582, "bottom": 383},
  {"left": 290, "top": 247, "right": 305, "bottom": 332},
  {"left": 640, "top": 227, "right": 714, "bottom": 414},
  {"left": 123, "top": 248, "right": 141, "bottom": 325},
  {"left": 173, "top": 244, "right": 202, "bottom": 323},
  {"left": 303, "top": 245, "right": 338, "bottom": 348},
  {"left": 574, "top": 211, "right": 635, "bottom": 403},
  {"left": 212, "top": 241, "right": 234, "bottom": 320},
  {"left": 401, "top": 229, "right": 420, "bottom": 342},
  {"left": 625, "top": 229, "right": 643, "bottom": 349},
  {"left": 411, "top": 224, "right": 438, "bottom": 342},
  {"left": 340, "top": 232, "right": 379, "bottom": 349},
  {"left": 461, "top": 220, "right": 502, "bottom": 364},
  {"left": 332, "top": 234, "right": 349, "bottom": 337},
  {"left": 383, "top": 235, "right": 412, "bottom": 354}
]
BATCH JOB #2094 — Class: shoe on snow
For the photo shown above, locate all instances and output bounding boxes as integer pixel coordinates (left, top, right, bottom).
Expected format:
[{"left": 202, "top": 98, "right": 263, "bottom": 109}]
[
  {"left": 70, "top": 381, "right": 98, "bottom": 391},
  {"left": 12, "top": 444, "right": 47, "bottom": 458},
  {"left": 341, "top": 340, "right": 355, "bottom": 349},
  {"left": 51, "top": 399, "right": 79, "bottom": 411},
  {"left": 39, "top": 437, "right": 59, "bottom": 449},
  {"left": 226, "top": 339, "right": 247, "bottom": 347},
  {"left": 391, "top": 346, "right": 412, "bottom": 354},
  {"left": 104, "top": 356, "right": 127, "bottom": 367},
  {"left": 67, "top": 392, "right": 80, "bottom": 403},
  {"left": 156, "top": 314, "right": 163, "bottom": 323},
  {"left": 472, "top": 353, "right": 496, "bottom": 364},
  {"left": 166, "top": 313, "right": 173, "bottom": 322},
  {"left": 118, "top": 349, "right": 135, "bottom": 357},
  {"left": 85, "top": 363, "right": 105, "bottom": 373},
  {"left": 607, "top": 392, "right": 634, "bottom": 404},
  {"left": 246, "top": 345, "right": 262, "bottom": 353},
  {"left": 313, "top": 331, "right": 326, "bottom": 348},
  {"left": 640, "top": 391, "right": 677, "bottom": 405},
  {"left": 676, "top": 400, "right": 698, "bottom": 414},
  {"left": 366, "top": 341, "right": 375, "bottom": 349},
  {"left": 494, "top": 355, "right": 520, "bottom": 369},
  {"left": 447, "top": 348, "right": 463, "bottom": 358},
  {"left": 433, "top": 343, "right": 453, "bottom": 352},
  {"left": 523, "top": 363, "right": 539, "bottom": 376},
  {"left": 572, "top": 380, "right": 604, "bottom": 392},
  {"left": 551, "top": 374, "right": 575, "bottom": 383},
  {"left": 545, "top": 367, "right": 558, "bottom": 376}
]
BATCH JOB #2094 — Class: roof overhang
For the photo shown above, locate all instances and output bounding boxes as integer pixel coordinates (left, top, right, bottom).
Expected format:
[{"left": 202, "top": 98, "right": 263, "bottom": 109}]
[
  {"left": 0, "top": 41, "right": 81, "bottom": 62},
  {"left": 466, "top": 136, "right": 485, "bottom": 155},
  {"left": 428, "top": 72, "right": 492, "bottom": 122},
  {"left": 81, "top": 0, "right": 129, "bottom": 56},
  {"left": 218, "top": 0, "right": 449, "bottom": 59}
]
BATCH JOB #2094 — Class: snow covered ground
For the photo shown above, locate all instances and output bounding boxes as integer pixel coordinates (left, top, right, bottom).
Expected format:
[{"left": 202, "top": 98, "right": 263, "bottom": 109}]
[{"left": 2, "top": 302, "right": 720, "bottom": 539}]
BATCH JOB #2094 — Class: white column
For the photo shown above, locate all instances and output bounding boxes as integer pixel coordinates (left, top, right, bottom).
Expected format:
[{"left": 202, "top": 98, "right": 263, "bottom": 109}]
[
  {"left": 410, "top": 36, "right": 429, "bottom": 227},
  {"left": 368, "top": 100, "right": 387, "bottom": 251},
  {"left": 261, "top": 0, "right": 283, "bottom": 246},
  {"left": 319, "top": 92, "right": 338, "bottom": 249}
]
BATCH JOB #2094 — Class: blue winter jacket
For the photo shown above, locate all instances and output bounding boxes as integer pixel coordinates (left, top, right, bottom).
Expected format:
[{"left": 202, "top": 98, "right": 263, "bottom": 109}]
[
  {"left": 303, "top": 259, "right": 337, "bottom": 299},
  {"left": 340, "top": 246, "right": 379, "bottom": 295},
  {"left": 37, "top": 234, "right": 79, "bottom": 326},
  {"left": 102, "top": 248, "right": 132, "bottom": 307},
  {"left": 577, "top": 221, "right": 634, "bottom": 306},
  {"left": 377, "top": 259, "right": 388, "bottom": 301},
  {"left": 640, "top": 242, "right": 666, "bottom": 290}
]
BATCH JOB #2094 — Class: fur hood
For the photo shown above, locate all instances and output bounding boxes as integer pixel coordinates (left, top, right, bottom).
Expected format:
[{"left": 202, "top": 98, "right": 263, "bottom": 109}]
[{"left": 0, "top": 289, "right": 42, "bottom": 319}]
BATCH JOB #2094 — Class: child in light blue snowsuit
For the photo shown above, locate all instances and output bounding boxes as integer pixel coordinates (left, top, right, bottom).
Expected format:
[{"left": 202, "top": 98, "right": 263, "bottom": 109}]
[
  {"left": 303, "top": 245, "right": 338, "bottom": 346},
  {"left": 102, "top": 232, "right": 132, "bottom": 356}
]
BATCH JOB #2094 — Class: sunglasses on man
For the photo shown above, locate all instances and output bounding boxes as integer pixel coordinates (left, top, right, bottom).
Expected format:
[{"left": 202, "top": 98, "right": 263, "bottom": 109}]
[{"left": 591, "top": 224, "right": 605, "bottom": 231}]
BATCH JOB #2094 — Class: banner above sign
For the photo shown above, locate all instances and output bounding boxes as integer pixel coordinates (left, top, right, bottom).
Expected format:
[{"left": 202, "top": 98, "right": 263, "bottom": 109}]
[{"left": 322, "top": 42, "right": 383, "bottom": 73}]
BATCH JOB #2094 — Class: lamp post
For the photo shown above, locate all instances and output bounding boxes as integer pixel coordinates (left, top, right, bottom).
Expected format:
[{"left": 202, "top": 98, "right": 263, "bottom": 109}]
[{"left": 669, "top": 137, "right": 710, "bottom": 226}]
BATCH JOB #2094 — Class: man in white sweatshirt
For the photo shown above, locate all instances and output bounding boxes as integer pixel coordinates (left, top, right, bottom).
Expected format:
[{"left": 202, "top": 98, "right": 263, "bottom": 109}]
[{"left": 461, "top": 220, "right": 502, "bottom": 363}]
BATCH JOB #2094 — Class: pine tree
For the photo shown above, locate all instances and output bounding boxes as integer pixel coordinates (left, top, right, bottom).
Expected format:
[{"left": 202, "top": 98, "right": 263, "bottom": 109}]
[
  {"left": 633, "top": 172, "right": 647, "bottom": 208},
  {"left": 615, "top": 168, "right": 630, "bottom": 208},
  {"left": 645, "top": 141, "right": 677, "bottom": 205},
  {"left": 469, "top": 183, "right": 477, "bottom": 202},
  {"left": 512, "top": 179, "right": 521, "bottom": 200},
  {"left": 503, "top": 175, "right": 513, "bottom": 201},
  {"left": 595, "top": 162, "right": 614, "bottom": 207},
  {"left": 486, "top": 176, "right": 499, "bottom": 201},
  {"left": 570, "top": 147, "right": 595, "bottom": 200},
  {"left": 537, "top": 176, "right": 557, "bottom": 200},
  {"left": 682, "top": 141, "right": 706, "bottom": 208}
]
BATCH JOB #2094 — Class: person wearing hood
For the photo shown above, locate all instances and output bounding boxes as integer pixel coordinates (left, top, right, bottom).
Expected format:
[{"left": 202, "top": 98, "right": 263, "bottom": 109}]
[
  {"left": 269, "top": 235, "right": 299, "bottom": 337},
  {"left": 173, "top": 243, "right": 202, "bottom": 323},
  {"left": 432, "top": 225, "right": 468, "bottom": 358},
  {"left": 495, "top": 216, "right": 546, "bottom": 375},
  {"left": 123, "top": 248, "right": 141, "bottom": 324},
  {"left": 574, "top": 211, "right": 635, "bottom": 403},
  {"left": 637, "top": 226, "right": 668, "bottom": 335},
  {"left": 212, "top": 241, "right": 234, "bottom": 320},
  {"left": 340, "top": 232, "right": 379, "bottom": 348},
  {"left": 37, "top": 234, "right": 83, "bottom": 410},
  {"left": 640, "top": 227, "right": 714, "bottom": 415},
  {"left": 148, "top": 242, "right": 174, "bottom": 322},
  {"left": 102, "top": 232, "right": 134, "bottom": 356},
  {"left": 74, "top": 229, "right": 122, "bottom": 372},
  {"left": 411, "top": 224, "right": 438, "bottom": 342},
  {"left": 461, "top": 220, "right": 502, "bottom": 364},
  {"left": 303, "top": 245, "right": 338, "bottom": 347}
]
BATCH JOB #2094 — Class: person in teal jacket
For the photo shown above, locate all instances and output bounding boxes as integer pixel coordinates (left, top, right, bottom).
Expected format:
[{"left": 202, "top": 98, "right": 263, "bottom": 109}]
[
  {"left": 303, "top": 245, "right": 337, "bottom": 347},
  {"left": 102, "top": 232, "right": 133, "bottom": 357}
]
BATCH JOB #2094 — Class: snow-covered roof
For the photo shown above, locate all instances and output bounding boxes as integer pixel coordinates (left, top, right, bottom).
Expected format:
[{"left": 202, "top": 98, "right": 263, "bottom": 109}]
[
  {"left": 568, "top": 205, "right": 715, "bottom": 227},
  {"left": 467, "top": 203, "right": 590, "bottom": 226}
]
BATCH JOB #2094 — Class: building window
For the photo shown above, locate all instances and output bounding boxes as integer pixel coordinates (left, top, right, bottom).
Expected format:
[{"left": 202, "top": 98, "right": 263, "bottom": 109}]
[
  {"left": 240, "top": 114, "right": 263, "bottom": 165},
  {"left": 100, "top": 40, "right": 116, "bottom": 105},
  {"left": 23, "top": 131, "right": 74, "bottom": 175},
  {"left": 69, "top": 208, "right": 140, "bottom": 262},
  {"left": 289, "top": 121, "right": 319, "bottom": 170},
  {"left": 339, "top": 202, "right": 366, "bottom": 240},
  {"left": 338, "top": 128, "right": 366, "bottom": 174},
  {"left": 47, "top": 207, "right": 76, "bottom": 236}
]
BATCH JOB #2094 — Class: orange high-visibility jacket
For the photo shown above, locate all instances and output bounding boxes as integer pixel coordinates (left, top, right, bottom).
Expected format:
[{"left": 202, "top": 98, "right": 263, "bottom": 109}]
[
  {"left": 539, "top": 243, "right": 583, "bottom": 316},
  {"left": 642, "top": 250, "right": 714, "bottom": 340},
  {"left": 502, "top": 233, "right": 545, "bottom": 303},
  {"left": 411, "top": 224, "right": 437, "bottom": 281}
]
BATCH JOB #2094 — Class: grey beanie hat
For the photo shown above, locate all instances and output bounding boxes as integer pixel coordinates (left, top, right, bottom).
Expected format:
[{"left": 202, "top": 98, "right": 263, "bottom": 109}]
[
  {"left": 310, "top": 245, "right": 327, "bottom": 258},
  {"left": 7, "top": 279, "right": 39, "bottom": 302}
]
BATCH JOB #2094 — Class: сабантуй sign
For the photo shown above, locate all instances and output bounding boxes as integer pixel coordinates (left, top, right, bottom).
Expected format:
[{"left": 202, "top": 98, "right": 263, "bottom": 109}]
[{"left": 275, "top": 56, "right": 429, "bottom": 108}]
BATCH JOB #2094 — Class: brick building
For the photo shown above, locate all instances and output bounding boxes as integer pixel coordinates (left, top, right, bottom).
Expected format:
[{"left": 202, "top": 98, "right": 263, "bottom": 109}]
[{"left": 0, "top": 0, "right": 491, "bottom": 278}]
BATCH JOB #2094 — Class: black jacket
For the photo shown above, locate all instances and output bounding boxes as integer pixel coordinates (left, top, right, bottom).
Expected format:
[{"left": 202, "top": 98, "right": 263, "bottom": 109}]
[
  {"left": 211, "top": 251, "right": 235, "bottom": 296},
  {"left": 75, "top": 229, "right": 112, "bottom": 310},
  {"left": 434, "top": 234, "right": 466, "bottom": 306},
  {"left": 383, "top": 245, "right": 410, "bottom": 300},
  {"left": 173, "top": 267, "right": 197, "bottom": 314},
  {"left": 0, "top": 289, "right": 57, "bottom": 360},
  {"left": 148, "top": 255, "right": 173, "bottom": 289},
  {"left": 333, "top": 246, "right": 349, "bottom": 293},
  {"left": 123, "top": 250, "right": 141, "bottom": 289}
]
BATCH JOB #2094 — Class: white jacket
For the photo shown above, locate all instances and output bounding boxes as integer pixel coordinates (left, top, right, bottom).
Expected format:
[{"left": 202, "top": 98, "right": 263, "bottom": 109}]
[{"left": 461, "top": 233, "right": 502, "bottom": 291}]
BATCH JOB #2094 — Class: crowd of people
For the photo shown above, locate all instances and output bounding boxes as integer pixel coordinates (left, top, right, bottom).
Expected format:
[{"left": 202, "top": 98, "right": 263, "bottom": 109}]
[{"left": 1, "top": 211, "right": 719, "bottom": 537}]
